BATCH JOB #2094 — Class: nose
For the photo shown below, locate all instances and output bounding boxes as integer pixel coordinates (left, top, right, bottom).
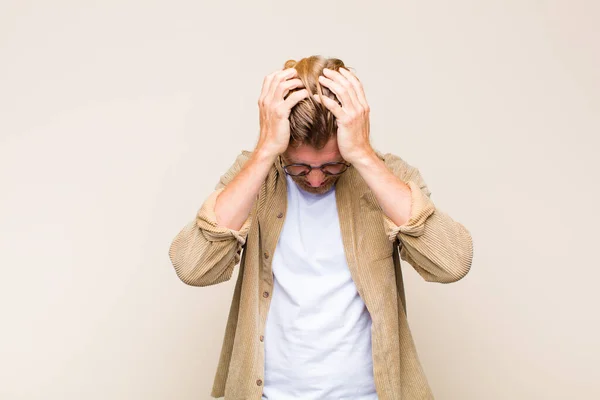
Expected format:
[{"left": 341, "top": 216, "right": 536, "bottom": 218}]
[{"left": 305, "top": 169, "right": 326, "bottom": 187}]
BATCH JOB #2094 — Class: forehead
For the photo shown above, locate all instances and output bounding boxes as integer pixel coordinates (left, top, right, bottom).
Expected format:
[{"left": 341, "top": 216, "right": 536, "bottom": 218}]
[{"left": 284, "top": 138, "right": 342, "bottom": 164}]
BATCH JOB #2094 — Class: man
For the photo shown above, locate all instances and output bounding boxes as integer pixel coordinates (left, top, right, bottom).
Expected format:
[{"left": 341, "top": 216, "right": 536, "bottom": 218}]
[{"left": 168, "top": 55, "right": 474, "bottom": 400}]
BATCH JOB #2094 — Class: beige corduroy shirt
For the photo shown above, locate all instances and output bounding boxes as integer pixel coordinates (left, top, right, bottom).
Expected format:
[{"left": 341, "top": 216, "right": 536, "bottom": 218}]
[{"left": 168, "top": 149, "right": 474, "bottom": 400}]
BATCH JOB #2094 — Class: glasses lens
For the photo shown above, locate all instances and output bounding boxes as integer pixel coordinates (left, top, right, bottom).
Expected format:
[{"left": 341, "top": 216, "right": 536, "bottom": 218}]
[
  {"left": 322, "top": 163, "right": 348, "bottom": 175},
  {"left": 285, "top": 165, "right": 310, "bottom": 176}
]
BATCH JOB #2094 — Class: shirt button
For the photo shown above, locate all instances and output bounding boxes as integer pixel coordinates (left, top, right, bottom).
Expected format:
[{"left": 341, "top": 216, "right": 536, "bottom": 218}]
[
  {"left": 277, "top": 212, "right": 284, "bottom": 218},
  {"left": 260, "top": 335, "right": 264, "bottom": 342},
  {"left": 264, "top": 252, "right": 269, "bottom": 259},
  {"left": 256, "top": 379, "right": 263, "bottom": 386},
  {"left": 263, "top": 291, "right": 269, "bottom": 298}
]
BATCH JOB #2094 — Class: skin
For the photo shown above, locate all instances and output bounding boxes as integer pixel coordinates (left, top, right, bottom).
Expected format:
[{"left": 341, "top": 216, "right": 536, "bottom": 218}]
[
  {"left": 215, "top": 66, "right": 413, "bottom": 232},
  {"left": 281, "top": 137, "right": 344, "bottom": 195}
]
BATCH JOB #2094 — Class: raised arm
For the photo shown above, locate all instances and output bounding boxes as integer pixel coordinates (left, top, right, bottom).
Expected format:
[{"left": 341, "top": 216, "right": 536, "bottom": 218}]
[
  {"left": 310, "top": 66, "right": 473, "bottom": 283},
  {"left": 168, "top": 67, "right": 309, "bottom": 286},
  {"left": 380, "top": 152, "right": 473, "bottom": 283},
  {"left": 168, "top": 150, "right": 270, "bottom": 286}
]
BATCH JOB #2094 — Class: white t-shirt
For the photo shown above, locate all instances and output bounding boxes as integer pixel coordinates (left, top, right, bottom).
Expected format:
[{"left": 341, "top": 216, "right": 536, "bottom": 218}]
[{"left": 262, "top": 174, "right": 378, "bottom": 400}]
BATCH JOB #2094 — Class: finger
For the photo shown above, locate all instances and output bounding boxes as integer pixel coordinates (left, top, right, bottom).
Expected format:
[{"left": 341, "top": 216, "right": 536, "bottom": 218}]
[
  {"left": 283, "top": 88, "right": 309, "bottom": 109},
  {"left": 318, "top": 74, "right": 356, "bottom": 111},
  {"left": 323, "top": 68, "right": 361, "bottom": 110},
  {"left": 338, "top": 67, "right": 369, "bottom": 109},
  {"left": 259, "top": 71, "right": 279, "bottom": 104},
  {"left": 312, "top": 94, "right": 343, "bottom": 119},
  {"left": 278, "top": 78, "right": 305, "bottom": 100},
  {"left": 267, "top": 68, "right": 298, "bottom": 101}
]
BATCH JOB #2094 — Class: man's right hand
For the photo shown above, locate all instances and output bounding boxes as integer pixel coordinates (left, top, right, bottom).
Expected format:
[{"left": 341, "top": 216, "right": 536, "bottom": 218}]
[
  {"left": 213, "top": 68, "right": 307, "bottom": 232},
  {"left": 256, "top": 68, "right": 308, "bottom": 157}
]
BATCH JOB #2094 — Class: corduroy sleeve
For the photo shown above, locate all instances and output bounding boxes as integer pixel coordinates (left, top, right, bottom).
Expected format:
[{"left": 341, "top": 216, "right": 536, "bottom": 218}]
[
  {"left": 381, "top": 152, "right": 474, "bottom": 283},
  {"left": 168, "top": 150, "right": 254, "bottom": 287}
]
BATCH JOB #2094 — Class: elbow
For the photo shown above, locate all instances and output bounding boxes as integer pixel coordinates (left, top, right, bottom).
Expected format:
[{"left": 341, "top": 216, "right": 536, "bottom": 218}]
[
  {"left": 167, "top": 236, "right": 203, "bottom": 286},
  {"left": 170, "top": 257, "right": 206, "bottom": 287},
  {"left": 425, "top": 261, "right": 471, "bottom": 284},
  {"left": 414, "top": 225, "right": 473, "bottom": 284},
  {"left": 168, "top": 239, "right": 238, "bottom": 288},
  {"left": 433, "top": 231, "right": 474, "bottom": 284},
  {"left": 168, "top": 246, "right": 204, "bottom": 287},
  {"left": 436, "top": 262, "right": 471, "bottom": 283},
  {"left": 176, "top": 268, "right": 233, "bottom": 287},
  {"left": 169, "top": 254, "right": 232, "bottom": 288}
]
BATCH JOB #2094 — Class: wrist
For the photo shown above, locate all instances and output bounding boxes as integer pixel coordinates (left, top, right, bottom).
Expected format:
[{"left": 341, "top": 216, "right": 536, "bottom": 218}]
[
  {"left": 253, "top": 145, "right": 280, "bottom": 165},
  {"left": 345, "top": 146, "right": 377, "bottom": 166}
]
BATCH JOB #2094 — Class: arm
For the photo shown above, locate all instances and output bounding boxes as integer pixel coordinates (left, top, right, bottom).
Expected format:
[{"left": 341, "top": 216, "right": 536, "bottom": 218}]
[
  {"left": 312, "top": 67, "right": 473, "bottom": 283},
  {"left": 168, "top": 67, "right": 308, "bottom": 287},
  {"left": 354, "top": 150, "right": 473, "bottom": 284},
  {"left": 376, "top": 154, "right": 473, "bottom": 283},
  {"left": 214, "top": 148, "right": 277, "bottom": 231},
  {"left": 168, "top": 150, "right": 252, "bottom": 287}
]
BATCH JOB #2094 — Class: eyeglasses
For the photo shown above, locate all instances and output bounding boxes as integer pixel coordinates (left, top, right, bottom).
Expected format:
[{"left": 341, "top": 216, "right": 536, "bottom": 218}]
[{"left": 279, "top": 156, "right": 351, "bottom": 176}]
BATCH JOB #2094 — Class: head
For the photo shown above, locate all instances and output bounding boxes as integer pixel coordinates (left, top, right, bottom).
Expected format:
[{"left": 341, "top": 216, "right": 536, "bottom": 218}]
[
  {"left": 282, "top": 55, "right": 352, "bottom": 194},
  {"left": 281, "top": 136, "right": 345, "bottom": 195}
]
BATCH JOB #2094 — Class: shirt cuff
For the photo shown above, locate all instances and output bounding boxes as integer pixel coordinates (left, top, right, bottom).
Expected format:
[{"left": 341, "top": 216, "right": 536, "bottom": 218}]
[
  {"left": 196, "top": 188, "right": 253, "bottom": 245},
  {"left": 383, "top": 180, "right": 436, "bottom": 240}
]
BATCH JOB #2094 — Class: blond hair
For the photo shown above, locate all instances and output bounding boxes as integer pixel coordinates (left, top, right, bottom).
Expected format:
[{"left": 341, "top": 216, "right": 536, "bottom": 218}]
[{"left": 283, "top": 55, "right": 352, "bottom": 149}]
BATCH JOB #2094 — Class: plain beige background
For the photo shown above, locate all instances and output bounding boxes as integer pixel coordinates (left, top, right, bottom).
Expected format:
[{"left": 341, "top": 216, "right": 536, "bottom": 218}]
[{"left": 1, "top": 0, "right": 599, "bottom": 399}]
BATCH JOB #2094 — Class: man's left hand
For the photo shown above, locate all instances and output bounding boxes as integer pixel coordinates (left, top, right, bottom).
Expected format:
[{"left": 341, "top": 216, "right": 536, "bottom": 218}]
[{"left": 313, "top": 67, "right": 374, "bottom": 163}]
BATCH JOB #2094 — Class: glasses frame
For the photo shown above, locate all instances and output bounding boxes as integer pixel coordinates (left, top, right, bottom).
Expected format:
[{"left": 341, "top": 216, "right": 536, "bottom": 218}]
[{"left": 279, "top": 156, "right": 352, "bottom": 177}]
